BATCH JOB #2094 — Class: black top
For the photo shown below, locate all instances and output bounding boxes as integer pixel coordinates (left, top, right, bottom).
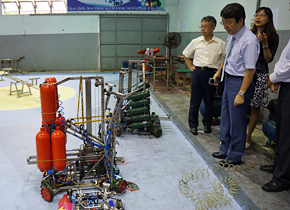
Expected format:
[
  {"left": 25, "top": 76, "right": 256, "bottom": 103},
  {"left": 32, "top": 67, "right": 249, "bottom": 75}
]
[{"left": 256, "top": 33, "right": 279, "bottom": 74}]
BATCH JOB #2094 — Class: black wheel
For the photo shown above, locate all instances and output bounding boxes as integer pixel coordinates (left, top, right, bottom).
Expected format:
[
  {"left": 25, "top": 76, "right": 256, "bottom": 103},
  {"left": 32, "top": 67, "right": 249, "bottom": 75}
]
[{"left": 153, "top": 128, "right": 162, "bottom": 138}]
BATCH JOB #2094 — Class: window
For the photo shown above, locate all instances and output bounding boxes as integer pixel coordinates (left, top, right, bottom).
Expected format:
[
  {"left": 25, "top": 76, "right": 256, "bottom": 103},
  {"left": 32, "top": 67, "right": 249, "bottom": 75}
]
[{"left": 2, "top": 0, "right": 67, "bottom": 15}]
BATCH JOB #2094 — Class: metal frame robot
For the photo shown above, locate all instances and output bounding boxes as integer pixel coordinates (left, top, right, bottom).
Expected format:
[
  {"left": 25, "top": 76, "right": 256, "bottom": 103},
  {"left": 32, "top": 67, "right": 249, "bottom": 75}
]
[
  {"left": 27, "top": 75, "right": 136, "bottom": 209},
  {"left": 116, "top": 61, "right": 162, "bottom": 138}
]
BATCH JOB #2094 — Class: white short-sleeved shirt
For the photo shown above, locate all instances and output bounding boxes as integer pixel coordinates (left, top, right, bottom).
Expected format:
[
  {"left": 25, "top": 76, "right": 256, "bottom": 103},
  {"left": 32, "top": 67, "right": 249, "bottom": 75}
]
[
  {"left": 182, "top": 35, "right": 226, "bottom": 69},
  {"left": 270, "top": 38, "right": 290, "bottom": 83}
]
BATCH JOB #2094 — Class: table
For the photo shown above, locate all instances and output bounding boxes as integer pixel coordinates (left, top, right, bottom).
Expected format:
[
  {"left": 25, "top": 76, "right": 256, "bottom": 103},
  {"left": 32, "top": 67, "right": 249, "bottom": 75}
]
[
  {"left": 170, "top": 55, "right": 193, "bottom": 89},
  {"left": 144, "top": 54, "right": 170, "bottom": 91}
]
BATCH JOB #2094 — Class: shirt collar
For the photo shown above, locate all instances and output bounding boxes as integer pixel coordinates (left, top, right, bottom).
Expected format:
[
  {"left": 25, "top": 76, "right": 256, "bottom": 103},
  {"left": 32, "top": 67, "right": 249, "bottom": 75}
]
[
  {"left": 201, "top": 35, "right": 217, "bottom": 43},
  {"left": 233, "top": 25, "right": 247, "bottom": 40}
]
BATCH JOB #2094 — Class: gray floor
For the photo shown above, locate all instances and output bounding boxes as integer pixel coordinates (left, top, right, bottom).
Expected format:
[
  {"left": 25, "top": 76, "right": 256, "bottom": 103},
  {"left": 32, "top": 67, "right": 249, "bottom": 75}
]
[
  {"left": 0, "top": 72, "right": 289, "bottom": 210},
  {"left": 150, "top": 83, "right": 290, "bottom": 210}
]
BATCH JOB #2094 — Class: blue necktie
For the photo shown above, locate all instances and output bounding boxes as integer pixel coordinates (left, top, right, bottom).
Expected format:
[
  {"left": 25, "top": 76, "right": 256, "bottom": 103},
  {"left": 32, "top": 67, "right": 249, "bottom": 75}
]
[{"left": 221, "top": 36, "right": 235, "bottom": 82}]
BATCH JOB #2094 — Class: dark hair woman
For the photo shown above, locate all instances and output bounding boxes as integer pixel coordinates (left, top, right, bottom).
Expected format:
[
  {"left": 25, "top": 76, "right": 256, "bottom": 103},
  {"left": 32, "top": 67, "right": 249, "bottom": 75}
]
[{"left": 246, "top": 7, "right": 279, "bottom": 149}]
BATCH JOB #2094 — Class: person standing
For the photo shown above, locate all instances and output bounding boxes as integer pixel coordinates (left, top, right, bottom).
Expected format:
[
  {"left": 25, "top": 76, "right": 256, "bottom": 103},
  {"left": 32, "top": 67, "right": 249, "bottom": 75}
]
[
  {"left": 245, "top": 7, "right": 279, "bottom": 149},
  {"left": 183, "top": 16, "right": 226, "bottom": 135},
  {"left": 211, "top": 3, "right": 260, "bottom": 166},
  {"left": 262, "top": 39, "right": 290, "bottom": 192}
]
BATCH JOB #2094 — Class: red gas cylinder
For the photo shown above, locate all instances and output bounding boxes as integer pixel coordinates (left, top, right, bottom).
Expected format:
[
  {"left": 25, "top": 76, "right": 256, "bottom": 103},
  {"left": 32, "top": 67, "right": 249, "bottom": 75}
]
[
  {"left": 58, "top": 194, "right": 72, "bottom": 210},
  {"left": 40, "top": 82, "right": 57, "bottom": 125},
  {"left": 45, "top": 77, "right": 59, "bottom": 111},
  {"left": 36, "top": 127, "right": 52, "bottom": 172},
  {"left": 55, "top": 113, "right": 66, "bottom": 132},
  {"left": 51, "top": 126, "right": 66, "bottom": 171}
]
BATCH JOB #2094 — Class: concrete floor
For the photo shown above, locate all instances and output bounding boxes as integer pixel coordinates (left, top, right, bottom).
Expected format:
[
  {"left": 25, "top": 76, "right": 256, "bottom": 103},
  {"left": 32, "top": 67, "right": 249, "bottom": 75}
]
[
  {"left": 150, "top": 76, "right": 290, "bottom": 210},
  {"left": 1, "top": 72, "right": 289, "bottom": 210}
]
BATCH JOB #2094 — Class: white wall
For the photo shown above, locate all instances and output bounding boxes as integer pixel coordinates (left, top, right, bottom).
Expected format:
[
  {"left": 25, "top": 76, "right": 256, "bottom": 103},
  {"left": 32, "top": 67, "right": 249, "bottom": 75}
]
[
  {"left": 176, "top": 0, "right": 258, "bottom": 32},
  {"left": 174, "top": 0, "right": 290, "bottom": 32},
  {"left": 260, "top": 0, "right": 290, "bottom": 30},
  {"left": 165, "top": 0, "right": 179, "bottom": 32},
  {"left": 0, "top": 15, "right": 99, "bottom": 36}
]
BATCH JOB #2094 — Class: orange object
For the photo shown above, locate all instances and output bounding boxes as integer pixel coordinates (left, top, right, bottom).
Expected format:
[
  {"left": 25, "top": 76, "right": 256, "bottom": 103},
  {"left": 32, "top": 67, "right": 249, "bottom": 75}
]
[
  {"left": 51, "top": 126, "right": 66, "bottom": 171},
  {"left": 40, "top": 82, "right": 57, "bottom": 125},
  {"left": 58, "top": 194, "right": 72, "bottom": 210},
  {"left": 137, "top": 48, "right": 146, "bottom": 54},
  {"left": 45, "top": 77, "right": 59, "bottom": 111},
  {"left": 36, "top": 127, "right": 52, "bottom": 172},
  {"left": 153, "top": 48, "right": 160, "bottom": 54},
  {"left": 55, "top": 113, "right": 66, "bottom": 132}
]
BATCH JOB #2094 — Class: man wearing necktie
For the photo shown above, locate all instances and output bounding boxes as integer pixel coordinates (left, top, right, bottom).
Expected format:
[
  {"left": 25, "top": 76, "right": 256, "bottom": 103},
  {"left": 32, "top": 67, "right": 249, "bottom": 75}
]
[{"left": 211, "top": 3, "right": 260, "bottom": 166}]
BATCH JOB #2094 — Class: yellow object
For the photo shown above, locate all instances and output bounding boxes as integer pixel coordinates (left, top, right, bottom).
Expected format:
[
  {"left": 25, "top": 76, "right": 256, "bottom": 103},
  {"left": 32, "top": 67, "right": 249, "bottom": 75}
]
[{"left": 0, "top": 85, "right": 74, "bottom": 110}]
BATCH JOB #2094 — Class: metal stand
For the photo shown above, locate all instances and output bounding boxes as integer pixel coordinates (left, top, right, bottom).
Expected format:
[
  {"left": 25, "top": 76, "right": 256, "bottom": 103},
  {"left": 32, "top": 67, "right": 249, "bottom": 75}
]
[{"left": 10, "top": 81, "right": 32, "bottom": 97}]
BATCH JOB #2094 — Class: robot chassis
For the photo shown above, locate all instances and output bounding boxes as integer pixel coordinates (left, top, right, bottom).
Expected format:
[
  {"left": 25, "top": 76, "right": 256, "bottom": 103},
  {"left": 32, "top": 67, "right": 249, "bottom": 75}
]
[
  {"left": 116, "top": 60, "right": 162, "bottom": 138},
  {"left": 27, "top": 75, "right": 139, "bottom": 209}
]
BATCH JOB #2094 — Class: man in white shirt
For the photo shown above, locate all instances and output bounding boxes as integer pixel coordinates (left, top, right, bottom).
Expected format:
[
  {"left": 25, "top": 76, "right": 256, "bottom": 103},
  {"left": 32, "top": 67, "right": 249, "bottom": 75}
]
[
  {"left": 183, "top": 16, "right": 226, "bottom": 135},
  {"left": 261, "top": 38, "right": 290, "bottom": 192}
]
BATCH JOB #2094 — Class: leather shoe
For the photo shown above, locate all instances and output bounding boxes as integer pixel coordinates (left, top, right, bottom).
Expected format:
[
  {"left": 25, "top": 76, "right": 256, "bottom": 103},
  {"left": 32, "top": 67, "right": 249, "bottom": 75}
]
[
  {"left": 260, "top": 164, "right": 275, "bottom": 173},
  {"left": 262, "top": 181, "right": 290, "bottom": 192},
  {"left": 219, "top": 159, "right": 241, "bottom": 167},
  {"left": 190, "top": 128, "right": 198, "bottom": 135},
  {"left": 204, "top": 126, "right": 212, "bottom": 133},
  {"left": 212, "top": 152, "right": 227, "bottom": 159}
]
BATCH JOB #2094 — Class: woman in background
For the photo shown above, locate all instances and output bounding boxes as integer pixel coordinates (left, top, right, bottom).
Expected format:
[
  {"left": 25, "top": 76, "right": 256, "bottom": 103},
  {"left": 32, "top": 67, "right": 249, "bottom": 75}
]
[{"left": 246, "top": 7, "right": 279, "bottom": 149}]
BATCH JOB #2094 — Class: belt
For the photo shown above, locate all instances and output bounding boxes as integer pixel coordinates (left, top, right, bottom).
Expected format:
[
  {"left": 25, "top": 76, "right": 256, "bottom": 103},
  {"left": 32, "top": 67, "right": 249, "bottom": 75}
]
[
  {"left": 225, "top": 72, "right": 244, "bottom": 78},
  {"left": 281, "top": 82, "right": 290, "bottom": 87},
  {"left": 195, "top": 66, "right": 217, "bottom": 71}
]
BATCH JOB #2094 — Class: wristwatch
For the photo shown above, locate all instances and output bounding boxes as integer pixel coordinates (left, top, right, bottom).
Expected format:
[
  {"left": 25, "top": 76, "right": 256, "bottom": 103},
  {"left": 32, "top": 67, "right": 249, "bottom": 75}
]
[{"left": 239, "top": 91, "right": 245, "bottom": 96}]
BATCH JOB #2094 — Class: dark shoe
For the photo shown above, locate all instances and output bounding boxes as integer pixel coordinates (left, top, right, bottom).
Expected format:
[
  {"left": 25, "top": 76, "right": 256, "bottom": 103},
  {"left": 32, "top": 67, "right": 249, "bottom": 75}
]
[
  {"left": 212, "top": 152, "right": 227, "bottom": 159},
  {"left": 219, "top": 159, "right": 241, "bottom": 167},
  {"left": 260, "top": 164, "right": 275, "bottom": 173},
  {"left": 262, "top": 181, "right": 290, "bottom": 192},
  {"left": 204, "top": 126, "right": 212, "bottom": 133},
  {"left": 190, "top": 128, "right": 198, "bottom": 135}
]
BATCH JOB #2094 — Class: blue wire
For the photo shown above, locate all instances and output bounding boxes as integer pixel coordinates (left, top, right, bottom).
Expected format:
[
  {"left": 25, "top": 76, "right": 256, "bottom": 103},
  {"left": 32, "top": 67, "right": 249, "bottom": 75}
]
[
  {"left": 55, "top": 179, "right": 73, "bottom": 185},
  {"left": 57, "top": 94, "right": 66, "bottom": 126},
  {"left": 105, "top": 101, "right": 119, "bottom": 183}
]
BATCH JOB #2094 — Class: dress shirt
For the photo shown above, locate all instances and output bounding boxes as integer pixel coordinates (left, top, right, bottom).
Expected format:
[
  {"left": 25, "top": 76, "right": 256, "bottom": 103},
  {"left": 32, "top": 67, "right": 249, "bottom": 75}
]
[
  {"left": 269, "top": 38, "right": 290, "bottom": 83},
  {"left": 183, "top": 35, "right": 226, "bottom": 69},
  {"left": 224, "top": 26, "right": 260, "bottom": 76}
]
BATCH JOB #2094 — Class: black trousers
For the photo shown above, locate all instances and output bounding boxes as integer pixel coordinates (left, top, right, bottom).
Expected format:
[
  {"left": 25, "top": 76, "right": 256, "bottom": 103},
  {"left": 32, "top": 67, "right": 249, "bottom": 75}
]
[
  {"left": 188, "top": 67, "right": 216, "bottom": 128},
  {"left": 272, "top": 84, "right": 290, "bottom": 187}
]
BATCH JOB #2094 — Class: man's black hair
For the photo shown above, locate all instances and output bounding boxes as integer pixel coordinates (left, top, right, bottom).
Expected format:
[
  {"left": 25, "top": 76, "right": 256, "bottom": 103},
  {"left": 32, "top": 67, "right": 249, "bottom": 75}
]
[{"left": 220, "top": 3, "right": 245, "bottom": 25}]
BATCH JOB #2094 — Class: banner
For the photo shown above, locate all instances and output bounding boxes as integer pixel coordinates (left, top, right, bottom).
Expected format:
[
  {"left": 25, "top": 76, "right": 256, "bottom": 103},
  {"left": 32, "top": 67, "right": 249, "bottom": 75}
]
[{"left": 68, "top": 0, "right": 165, "bottom": 12}]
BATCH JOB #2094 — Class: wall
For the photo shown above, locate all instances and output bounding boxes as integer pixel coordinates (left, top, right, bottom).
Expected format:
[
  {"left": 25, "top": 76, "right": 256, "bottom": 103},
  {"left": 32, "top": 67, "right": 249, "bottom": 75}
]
[{"left": 0, "top": 15, "right": 99, "bottom": 72}]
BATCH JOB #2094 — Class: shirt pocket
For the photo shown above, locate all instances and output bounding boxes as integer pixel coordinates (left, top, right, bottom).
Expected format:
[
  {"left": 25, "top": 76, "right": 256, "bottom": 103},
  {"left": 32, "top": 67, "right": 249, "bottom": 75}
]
[{"left": 210, "top": 52, "right": 221, "bottom": 64}]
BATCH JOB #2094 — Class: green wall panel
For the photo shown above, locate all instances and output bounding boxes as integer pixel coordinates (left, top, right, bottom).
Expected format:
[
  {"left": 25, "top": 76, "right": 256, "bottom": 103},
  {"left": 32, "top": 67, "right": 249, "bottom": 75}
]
[{"left": 100, "top": 14, "right": 168, "bottom": 70}]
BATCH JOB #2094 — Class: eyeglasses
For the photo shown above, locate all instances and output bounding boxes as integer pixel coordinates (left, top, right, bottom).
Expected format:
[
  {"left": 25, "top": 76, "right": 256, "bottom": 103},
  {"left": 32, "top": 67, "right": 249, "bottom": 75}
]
[
  {"left": 199, "top": 25, "right": 210, "bottom": 29},
  {"left": 254, "top": 14, "right": 267, "bottom": 18},
  {"left": 220, "top": 20, "right": 235, "bottom": 26}
]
